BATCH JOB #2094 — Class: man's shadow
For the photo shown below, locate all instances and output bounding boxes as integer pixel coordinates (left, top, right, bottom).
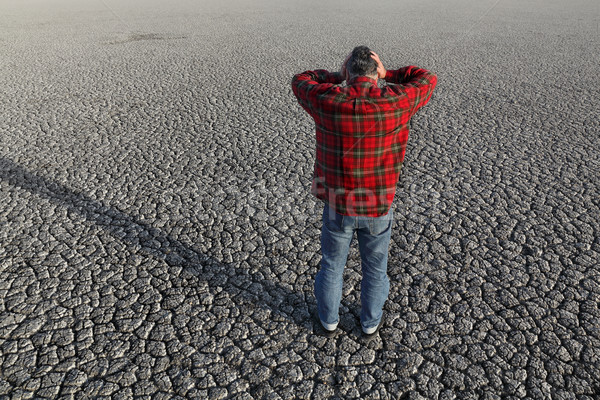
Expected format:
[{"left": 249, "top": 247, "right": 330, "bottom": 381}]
[{"left": 0, "top": 156, "right": 313, "bottom": 329}]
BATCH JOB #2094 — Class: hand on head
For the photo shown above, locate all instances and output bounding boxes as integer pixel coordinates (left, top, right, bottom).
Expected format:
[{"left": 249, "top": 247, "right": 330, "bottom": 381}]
[
  {"left": 370, "top": 51, "right": 387, "bottom": 79},
  {"left": 341, "top": 49, "right": 386, "bottom": 81}
]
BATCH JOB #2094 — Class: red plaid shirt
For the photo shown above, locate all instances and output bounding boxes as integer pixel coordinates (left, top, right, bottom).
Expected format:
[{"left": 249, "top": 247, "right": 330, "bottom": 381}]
[{"left": 292, "top": 67, "right": 437, "bottom": 216}]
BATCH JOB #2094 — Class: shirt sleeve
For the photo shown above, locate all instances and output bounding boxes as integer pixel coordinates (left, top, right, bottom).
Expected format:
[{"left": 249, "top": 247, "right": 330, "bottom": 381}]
[
  {"left": 291, "top": 69, "right": 344, "bottom": 115},
  {"left": 384, "top": 66, "right": 437, "bottom": 117}
]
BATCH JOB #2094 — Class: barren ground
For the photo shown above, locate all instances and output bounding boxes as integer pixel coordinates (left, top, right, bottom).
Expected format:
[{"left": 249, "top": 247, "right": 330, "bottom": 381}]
[{"left": 1, "top": 0, "right": 599, "bottom": 398}]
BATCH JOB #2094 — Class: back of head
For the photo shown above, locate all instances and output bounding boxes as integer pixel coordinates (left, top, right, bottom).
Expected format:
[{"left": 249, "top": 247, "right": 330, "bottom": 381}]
[{"left": 347, "top": 45, "right": 378, "bottom": 77}]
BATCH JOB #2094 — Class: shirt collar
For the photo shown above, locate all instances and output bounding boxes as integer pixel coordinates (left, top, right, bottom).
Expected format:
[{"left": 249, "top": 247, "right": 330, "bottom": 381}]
[{"left": 347, "top": 76, "right": 377, "bottom": 86}]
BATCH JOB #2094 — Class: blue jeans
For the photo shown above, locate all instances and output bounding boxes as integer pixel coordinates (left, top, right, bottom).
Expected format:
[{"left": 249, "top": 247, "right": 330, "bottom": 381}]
[{"left": 315, "top": 204, "right": 393, "bottom": 331}]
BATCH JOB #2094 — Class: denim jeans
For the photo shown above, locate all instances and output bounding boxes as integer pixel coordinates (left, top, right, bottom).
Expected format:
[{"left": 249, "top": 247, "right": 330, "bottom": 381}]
[{"left": 315, "top": 204, "right": 393, "bottom": 331}]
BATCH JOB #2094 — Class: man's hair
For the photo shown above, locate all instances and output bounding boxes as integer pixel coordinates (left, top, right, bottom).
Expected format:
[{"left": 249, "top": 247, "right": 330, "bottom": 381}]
[{"left": 347, "top": 45, "right": 378, "bottom": 77}]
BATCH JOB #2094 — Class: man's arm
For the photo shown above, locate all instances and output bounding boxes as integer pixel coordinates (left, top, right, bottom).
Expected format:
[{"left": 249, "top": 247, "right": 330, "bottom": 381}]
[
  {"left": 371, "top": 52, "right": 437, "bottom": 117},
  {"left": 384, "top": 66, "right": 437, "bottom": 116},
  {"left": 291, "top": 69, "right": 344, "bottom": 114}
]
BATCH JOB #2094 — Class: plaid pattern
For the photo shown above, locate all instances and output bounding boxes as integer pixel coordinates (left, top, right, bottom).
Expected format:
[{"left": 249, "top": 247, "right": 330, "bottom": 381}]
[{"left": 292, "top": 67, "right": 437, "bottom": 216}]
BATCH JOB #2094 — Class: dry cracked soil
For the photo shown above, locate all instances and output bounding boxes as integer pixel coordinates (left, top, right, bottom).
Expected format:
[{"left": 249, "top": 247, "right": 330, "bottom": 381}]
[{"left": 1, "top": 0, "right": 599, "bottom": 399}]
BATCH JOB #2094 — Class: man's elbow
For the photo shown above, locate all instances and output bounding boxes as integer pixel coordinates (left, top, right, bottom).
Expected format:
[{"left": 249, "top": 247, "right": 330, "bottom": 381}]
[{"left": 430, "top": 73, "right": 438, "bottom": 87}]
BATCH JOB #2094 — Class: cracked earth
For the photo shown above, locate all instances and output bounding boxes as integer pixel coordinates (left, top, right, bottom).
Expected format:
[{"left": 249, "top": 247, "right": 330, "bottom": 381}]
[{"left": 1, "top": 0, "right": 599, "bottom": 398}]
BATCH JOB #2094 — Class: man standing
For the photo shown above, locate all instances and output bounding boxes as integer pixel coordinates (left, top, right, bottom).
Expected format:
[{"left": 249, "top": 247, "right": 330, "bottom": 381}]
[{"left": 292, "top": 46, "right": 437, "bottom": 338}]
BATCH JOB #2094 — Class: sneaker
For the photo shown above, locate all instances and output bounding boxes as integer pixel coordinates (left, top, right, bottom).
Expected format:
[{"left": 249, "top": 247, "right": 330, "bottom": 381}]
[
  {"left": 319, "top": 323, "right": 338, "bottom": 338},
  {"left": 362, "top": 318, "right": 384, "bottom": 338},
  {"left": 312, "top": 309, "right": 338, "bottom": 338}
]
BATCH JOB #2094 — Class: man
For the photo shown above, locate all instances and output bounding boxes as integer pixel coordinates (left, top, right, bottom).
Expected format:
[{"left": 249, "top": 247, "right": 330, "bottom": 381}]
[{"left": 291, "top": 46, "right": 437, "bottom": 338}]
